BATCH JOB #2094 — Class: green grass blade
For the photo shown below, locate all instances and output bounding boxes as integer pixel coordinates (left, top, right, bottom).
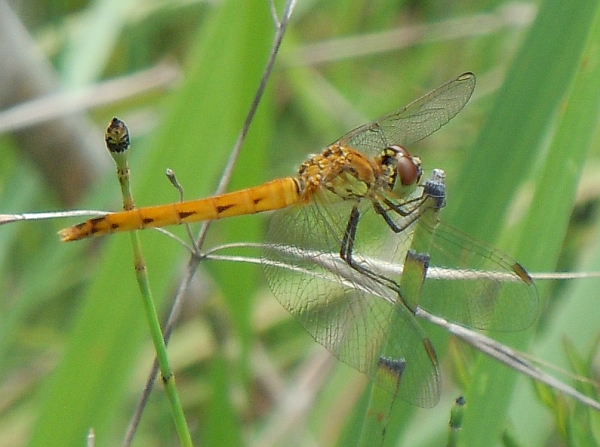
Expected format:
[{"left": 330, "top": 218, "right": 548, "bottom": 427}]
[
  {"left": 454, "top": 0, "right": 600, "bottom": 444},
  {"left": 27, "top": 1, "right": 272, "bottom": 446}
]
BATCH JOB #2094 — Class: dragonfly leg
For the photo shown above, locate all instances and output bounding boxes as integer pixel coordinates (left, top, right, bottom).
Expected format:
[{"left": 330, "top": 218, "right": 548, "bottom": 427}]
[
  {"left": 374, "top": 169, "right": 447, "bottom": 235},
  {"left": 381, "top": 195, "right": 422, "bottom": 217},
  {"left": 340, "top": 206, "right": 403, "bottom": 295},
  {"left": 373, "top": 200, "right": 423, "bottom": 234}
]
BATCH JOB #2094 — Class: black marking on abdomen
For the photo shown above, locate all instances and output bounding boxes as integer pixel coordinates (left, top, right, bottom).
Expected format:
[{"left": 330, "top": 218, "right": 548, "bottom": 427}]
[
  {"left": 178, "top": 211, "right": 195, "bottom": 220},
  {"left": 142, "top": 217, "right": 154, "bottom": 225},
  {"left": 87, "top": 217, "right": 105, "bottom": 233},
  {"left": 216, "top": 204, "right": 234, "bottom": 214}
]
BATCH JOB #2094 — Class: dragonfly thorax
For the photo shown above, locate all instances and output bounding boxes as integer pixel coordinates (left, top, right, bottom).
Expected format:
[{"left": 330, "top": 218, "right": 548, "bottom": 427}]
[
  {"left": 296, "top": 144, "right": 423, "bottom": 204},
  {"left": 297, "top": 144, "right": 381, "bottom": 201}
]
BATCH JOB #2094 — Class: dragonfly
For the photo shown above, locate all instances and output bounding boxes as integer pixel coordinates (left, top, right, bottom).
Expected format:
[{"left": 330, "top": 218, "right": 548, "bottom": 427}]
[{"left": 59, "top": 72, "right": 538, "bottom": 407}]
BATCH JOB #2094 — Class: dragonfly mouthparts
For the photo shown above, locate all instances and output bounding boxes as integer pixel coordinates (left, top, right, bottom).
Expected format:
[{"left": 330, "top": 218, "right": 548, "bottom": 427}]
[{"left": 423, "top": 169, "right": 447, "bottom": 210}]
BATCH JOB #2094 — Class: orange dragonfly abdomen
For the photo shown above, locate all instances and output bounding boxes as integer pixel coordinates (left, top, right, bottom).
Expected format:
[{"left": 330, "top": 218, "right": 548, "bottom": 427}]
[{"left": 59, "top": 177, "right": 301, "bottom": 241}]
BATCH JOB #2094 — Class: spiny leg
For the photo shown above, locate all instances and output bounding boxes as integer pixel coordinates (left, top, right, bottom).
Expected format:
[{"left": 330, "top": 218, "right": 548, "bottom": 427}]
[
  {"left": 381, "top": 195, "right": 422, "bottom": 218},
  {"left": 374, "top": 194, "right": 429, "bottom": 234},
  {"left": 339, "top": 205, "right": 403, "bottom": 295}
]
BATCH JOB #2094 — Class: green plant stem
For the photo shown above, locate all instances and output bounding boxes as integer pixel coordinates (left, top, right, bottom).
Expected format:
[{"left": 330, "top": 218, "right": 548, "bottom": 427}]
[{"left": 105, "top": 118, "right": 192, "bottom": 447}]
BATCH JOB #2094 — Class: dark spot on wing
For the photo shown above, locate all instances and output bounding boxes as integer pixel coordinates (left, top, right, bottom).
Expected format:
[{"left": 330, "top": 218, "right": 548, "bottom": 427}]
[{"left": 512, "top": 262, "right": 533, "bottom": 285}]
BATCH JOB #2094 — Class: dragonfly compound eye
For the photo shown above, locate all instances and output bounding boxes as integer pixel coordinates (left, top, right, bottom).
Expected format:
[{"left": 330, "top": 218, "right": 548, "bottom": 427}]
[{"left": 391, "top": 145, "right": 422, "bottom": 186}]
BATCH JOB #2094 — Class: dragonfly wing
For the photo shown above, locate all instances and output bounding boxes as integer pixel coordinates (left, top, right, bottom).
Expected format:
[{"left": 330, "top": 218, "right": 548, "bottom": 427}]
[
  {"left": 412, "top": 219, "right": 539, "bottom": 331},
  {"left": 337, "top": 72, "right": 476, "bottom": 157},
  {"left": 262, "top": 195, "right": 440, "bottom": 407}
]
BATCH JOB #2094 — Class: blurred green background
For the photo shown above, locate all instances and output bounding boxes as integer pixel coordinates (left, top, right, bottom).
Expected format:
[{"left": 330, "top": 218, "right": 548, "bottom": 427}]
[{"left": 1, "top": 0, "right": 599, "bottom": 446}]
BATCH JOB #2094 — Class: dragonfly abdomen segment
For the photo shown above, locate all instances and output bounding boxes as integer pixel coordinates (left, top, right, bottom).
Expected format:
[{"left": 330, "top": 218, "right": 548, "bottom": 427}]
[{"left": 59, "top": 177, "right": 301, "bottom": 241}]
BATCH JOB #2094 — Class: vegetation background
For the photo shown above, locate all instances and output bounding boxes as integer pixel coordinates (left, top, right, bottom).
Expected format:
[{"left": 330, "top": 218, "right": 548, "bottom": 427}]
[{"left": 0, "top": 0, "right": 599, "bottom": 446}]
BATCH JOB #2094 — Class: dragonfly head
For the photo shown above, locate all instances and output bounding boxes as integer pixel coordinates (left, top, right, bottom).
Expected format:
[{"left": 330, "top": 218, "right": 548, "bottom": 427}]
[{"left": 388, "top": 145, "right": 422, "bottom": 187}]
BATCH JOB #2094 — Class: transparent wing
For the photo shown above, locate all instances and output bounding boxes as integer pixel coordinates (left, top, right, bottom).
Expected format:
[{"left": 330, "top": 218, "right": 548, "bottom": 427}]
[
  {"left": 261, "top": 185, "right": 537, "bottom": 407},
  {"left": 368, "top": 188, "right": 539, "bottom": 331},
  {"left": 336, "top": 72, "right": 476, "bottom": 157},
  {"left": 262, "top": 193, "right": 441, "bottom": 408},
  {"left": 415, "top": 219, "right": 539, "bottom": 331}
]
